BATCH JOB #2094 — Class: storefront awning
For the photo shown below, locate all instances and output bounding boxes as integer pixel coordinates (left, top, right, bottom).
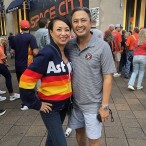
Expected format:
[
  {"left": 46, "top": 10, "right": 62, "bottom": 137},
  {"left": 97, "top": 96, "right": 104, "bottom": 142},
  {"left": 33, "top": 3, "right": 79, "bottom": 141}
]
[{"left": 6, "top": 0, "right": 24, "bottom": 13}]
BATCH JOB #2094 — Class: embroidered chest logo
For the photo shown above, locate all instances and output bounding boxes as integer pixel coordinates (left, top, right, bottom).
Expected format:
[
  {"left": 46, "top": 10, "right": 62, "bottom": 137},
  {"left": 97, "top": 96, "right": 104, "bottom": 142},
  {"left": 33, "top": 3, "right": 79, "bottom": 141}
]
[{"left": 85, "top": 53, "right": 92, "bottom": 60}]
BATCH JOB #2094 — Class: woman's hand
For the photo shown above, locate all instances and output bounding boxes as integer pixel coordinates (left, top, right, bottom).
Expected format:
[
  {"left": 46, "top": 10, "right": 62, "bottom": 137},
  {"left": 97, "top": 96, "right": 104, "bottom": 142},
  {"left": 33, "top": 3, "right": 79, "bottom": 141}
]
[{"left": 40, "top": 102, "right": 52, "bottom": 113}]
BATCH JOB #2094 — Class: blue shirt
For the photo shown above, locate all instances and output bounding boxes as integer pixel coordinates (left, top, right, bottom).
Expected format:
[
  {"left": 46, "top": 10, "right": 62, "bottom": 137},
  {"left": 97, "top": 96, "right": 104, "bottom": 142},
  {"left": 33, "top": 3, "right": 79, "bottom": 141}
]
[{"left": 12, "top": 32, "right": 38, "bottom": 71}]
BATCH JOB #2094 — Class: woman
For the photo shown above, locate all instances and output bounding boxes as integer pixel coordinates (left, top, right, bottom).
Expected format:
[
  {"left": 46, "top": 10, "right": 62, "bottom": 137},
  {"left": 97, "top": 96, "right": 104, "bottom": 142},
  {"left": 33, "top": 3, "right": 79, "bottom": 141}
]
[
  {"left": 19, "top": 16, "right": 72, "bottom": 146},
  {"left": 128, "top": 29, "right": 146, "bottom": 90},
  {"left": 104, "top": 30, "right": 114, "bottom": 54},
  {"left": 0, "top": 37, "right": 20, "bottom": 101},
  {"left": 119, "top": 30, "right": 127, "bottom": 73}
]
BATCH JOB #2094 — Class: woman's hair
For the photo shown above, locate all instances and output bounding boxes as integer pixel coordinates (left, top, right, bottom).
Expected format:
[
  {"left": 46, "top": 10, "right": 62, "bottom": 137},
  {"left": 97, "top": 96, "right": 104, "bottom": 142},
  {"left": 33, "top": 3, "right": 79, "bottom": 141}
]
[
  {"left": 138, "top": 28, "right": 146, "bottom": 45},
  {"left": 48, "top": 16, "right": 71, "bottom": 31},
  {"left": 125, "top": 32, "right": 130, "bottom": 39},
  {"left": 0, "top": 37, "right": 8, "bottom": 46},
  {"left": 104, "top": 31, "right": 113, "bottom": 42},
  {"left": 70, "top": 7, "right": 91, "bottom": 21},
  {"left": 122, "top": 30, "right": 126, "bottom": 35},
  {"left": 38, "top": 18, "right": 48, "bottom": 28}
]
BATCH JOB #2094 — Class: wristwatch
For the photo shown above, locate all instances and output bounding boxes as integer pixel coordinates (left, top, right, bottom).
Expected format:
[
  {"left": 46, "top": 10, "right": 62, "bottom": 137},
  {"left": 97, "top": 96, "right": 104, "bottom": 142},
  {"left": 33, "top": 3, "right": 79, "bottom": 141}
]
[{"left": 101, "top": 105, "right": 109, "bottom": 110}]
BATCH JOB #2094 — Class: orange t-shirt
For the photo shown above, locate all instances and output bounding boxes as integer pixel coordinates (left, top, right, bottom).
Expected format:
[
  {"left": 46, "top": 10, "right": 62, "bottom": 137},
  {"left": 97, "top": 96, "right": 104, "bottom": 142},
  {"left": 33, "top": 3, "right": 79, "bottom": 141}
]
[
  {"left": 112, "top": 31, "right": 122, "bottom": 52},
  {"left": 0, "top": 45, "right": 6, "bottom": 64},
  {"left": 126, "top": 33, "right": 139, "bottom": 51}
]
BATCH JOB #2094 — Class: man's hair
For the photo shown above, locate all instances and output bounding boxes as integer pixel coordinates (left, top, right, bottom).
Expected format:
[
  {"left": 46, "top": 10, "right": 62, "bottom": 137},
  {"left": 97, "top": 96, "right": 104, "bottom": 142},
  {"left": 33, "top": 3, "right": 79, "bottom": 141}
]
[
  {"left": 38, "top": 18, "right": 48, "bottom": 28},
  {"left": 134, "top": 27, "right": 140, "bottom": 33},
  {"left": 122, "top": 30, "right": 126, "bottom": 35},
  {"left": 48, "top": 16, "right": 71, "bottom": 31},
  {"left": 71, "top": 7, "right": 91, "bottom": 21}
]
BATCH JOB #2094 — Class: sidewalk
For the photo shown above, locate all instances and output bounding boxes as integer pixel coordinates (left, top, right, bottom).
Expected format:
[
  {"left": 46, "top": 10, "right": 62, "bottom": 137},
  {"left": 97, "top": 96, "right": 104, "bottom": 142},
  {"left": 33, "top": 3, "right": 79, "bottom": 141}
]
[{"left": 0, "top": 57, "right": 146, "bottom": 146}]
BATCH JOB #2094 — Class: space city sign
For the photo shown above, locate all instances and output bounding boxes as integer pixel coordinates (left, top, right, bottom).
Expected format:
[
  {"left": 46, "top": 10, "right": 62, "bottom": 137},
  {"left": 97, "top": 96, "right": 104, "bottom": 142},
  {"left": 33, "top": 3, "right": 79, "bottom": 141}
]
[{"left": 29, "top": 0, "right": 89, "bottom": 31}]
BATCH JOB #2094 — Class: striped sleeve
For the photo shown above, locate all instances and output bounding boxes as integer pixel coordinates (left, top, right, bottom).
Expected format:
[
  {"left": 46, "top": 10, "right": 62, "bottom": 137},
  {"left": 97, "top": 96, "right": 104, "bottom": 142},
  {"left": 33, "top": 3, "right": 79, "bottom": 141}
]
[{"left": 19, "top": 49, "right": 50, "bottom": 110}]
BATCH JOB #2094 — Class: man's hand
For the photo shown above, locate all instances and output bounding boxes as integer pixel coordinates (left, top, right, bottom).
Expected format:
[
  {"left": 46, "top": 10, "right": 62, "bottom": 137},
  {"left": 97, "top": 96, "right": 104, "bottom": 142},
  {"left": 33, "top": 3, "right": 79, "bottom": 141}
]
[
  {"left": 11, "top": 49, "right": 15, "bottom": 55},
  {"left": 40, "top": 102, "right": 52, "bottom": 113},
  {"left": 98, "top": 107, "right": 110, "bottom": 122}
]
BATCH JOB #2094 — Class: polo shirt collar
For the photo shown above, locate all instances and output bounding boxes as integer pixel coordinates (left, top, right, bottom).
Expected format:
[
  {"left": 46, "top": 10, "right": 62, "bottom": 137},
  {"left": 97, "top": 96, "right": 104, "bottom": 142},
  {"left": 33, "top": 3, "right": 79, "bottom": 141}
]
[{"left": 72, "top": 31, "right": 96, "bottom": 50}]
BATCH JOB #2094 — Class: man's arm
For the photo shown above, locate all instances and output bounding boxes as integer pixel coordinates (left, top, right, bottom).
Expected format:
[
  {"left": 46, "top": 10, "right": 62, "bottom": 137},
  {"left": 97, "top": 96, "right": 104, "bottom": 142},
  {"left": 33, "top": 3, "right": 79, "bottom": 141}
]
[
  {"left": 30, "top": 36, "right": 39, "bottom": 56},
  {"left": 102, "top": 74, "right": 113, "bottom": 105},
  {"left": 99, "top": 74, "right": 113, "bottom": 122},
  {"left": 44, "top": 31, "right": 50, "bottom": 45},
  {"left": 118, "top": 42, "right": 122, "bottom": 52},
  {"left": 33, "top": 48, "right": 39, "bottom": 56}
]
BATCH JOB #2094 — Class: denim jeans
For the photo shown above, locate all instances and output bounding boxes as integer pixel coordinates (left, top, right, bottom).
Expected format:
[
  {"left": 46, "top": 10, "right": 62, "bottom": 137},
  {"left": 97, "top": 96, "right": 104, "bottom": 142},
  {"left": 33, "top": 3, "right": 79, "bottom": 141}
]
[
  {"left": 125, "top": 50, "right": 134, "bottom": 77},
  {"left": 40, "top": 105, "right": 68, "bottom": 146},
  {"left": 128, "top": 56, "right": 146, "bottom": 87}
]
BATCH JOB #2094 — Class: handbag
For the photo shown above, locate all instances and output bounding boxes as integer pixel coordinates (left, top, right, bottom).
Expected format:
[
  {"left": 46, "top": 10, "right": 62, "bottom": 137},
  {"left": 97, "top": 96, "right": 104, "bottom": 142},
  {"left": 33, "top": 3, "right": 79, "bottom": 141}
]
[{"left": 67, "top": 96, "right": 73, "bottom": 116}]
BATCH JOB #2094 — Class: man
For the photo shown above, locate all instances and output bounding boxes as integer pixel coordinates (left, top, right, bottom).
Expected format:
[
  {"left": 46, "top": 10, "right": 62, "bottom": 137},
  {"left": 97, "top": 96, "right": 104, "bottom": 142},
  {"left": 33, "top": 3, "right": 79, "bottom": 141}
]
[
  {"left": 107, "top": 24, "right": 115, "bottom": 33},
  {"left": 112, "top": 24, "right": 123, "bottom": 77},
  {"left": 104, "top": 24, "right": 115, "bottom": 37},
  {"left": 11, "top": 20, "right": 38, "bottom": 110},
  {"left": 124, "top": 27, "right": 139, "bottom": 79},
  {"left": 67, "top": 7, "right": 116, "bottom": 146},
  {"left": 90, "top": 12, "right": 103, "bottom": 39},
  {"left": 35, "top": 18, "right": 50, "bottom": 50},
  {"left": 8, "top": 32, "right": 15, "bottom": 58}
]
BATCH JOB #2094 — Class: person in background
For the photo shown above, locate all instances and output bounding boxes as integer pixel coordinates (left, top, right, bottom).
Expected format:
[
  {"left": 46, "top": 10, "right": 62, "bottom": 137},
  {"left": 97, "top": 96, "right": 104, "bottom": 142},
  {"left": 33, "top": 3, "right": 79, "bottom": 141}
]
[
  {"left": 90, "top": 12, "right": 103, "bottom": 39},
  {"left": 119, "top": 30, "right": 127, "bottom": 73},
  {"left": 0, "top": 37, "right": 20, "bottom": 101},
  {"left": 11, "top": 20, "right": 38, "bottom": 111},
  {"left": 8, "top": 32, "right": 15, "bottom": 59},
  {"left": 67, "top": 7, "right": 116, "bottom": 146},
  {"left": 0, "top": 109, "right": 6, "bottom": 116},
  {"left": 128, "top": 28, "right": 146, "bottom": 90},
  {"left": 19, "top": 16, "right": 72, "bottom": 146},
  {"left": 112, "top": 24, "right": 123, "bottom": 77},
  {"left": 35, "top": 18, "right": 50, "bottom": 90},
  {"left": 35, "top": 18, "right": 50, "bottom": 50},
  {"left": 104, "top": 30, "right": 115, "bottom": 58},
  {"left": 0, "top": 88, "right": 6, "bottom": 101},
  {"left": 0, "top": 89, "right": 6, "bottom": 95},
  {"left": 104, "top": 24, "right": 115, "bottom": 35},
  {"left": 124, "top": 27, "right": 139, "bottom": 79}
]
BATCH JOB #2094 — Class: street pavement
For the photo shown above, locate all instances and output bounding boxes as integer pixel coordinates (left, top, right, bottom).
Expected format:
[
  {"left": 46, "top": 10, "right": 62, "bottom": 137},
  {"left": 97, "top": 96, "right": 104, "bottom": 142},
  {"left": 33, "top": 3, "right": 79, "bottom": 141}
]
[{"left": 0, "top": 57, "right": 146, "bottom": 146}]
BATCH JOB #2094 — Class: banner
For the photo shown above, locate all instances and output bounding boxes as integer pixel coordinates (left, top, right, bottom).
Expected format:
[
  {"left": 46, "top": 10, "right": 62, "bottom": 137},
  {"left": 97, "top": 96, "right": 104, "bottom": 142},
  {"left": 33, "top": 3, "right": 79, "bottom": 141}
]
[
  {"left": 29, "top": 0, "right": 89, "bottom": 31},
  {"left": 90, "top": 7, "right": 99, "bottom": 27}
]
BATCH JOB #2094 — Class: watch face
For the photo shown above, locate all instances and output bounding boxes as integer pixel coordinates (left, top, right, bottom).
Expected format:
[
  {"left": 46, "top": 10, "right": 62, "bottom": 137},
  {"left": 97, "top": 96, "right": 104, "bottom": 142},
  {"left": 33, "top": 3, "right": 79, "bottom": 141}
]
[{"left": 102, "top": 106, "right": 109, "bottom": 110}]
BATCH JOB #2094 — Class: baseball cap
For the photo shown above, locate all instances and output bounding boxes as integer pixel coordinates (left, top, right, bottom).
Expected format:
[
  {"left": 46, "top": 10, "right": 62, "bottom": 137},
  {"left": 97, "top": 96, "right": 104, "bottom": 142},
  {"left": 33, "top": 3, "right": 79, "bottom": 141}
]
[
  {"left": 20, "top": 20, "right": 30, "bottom": 29},
  {"left": 115, "top": 24, "right": 123, "bottom": 28}
]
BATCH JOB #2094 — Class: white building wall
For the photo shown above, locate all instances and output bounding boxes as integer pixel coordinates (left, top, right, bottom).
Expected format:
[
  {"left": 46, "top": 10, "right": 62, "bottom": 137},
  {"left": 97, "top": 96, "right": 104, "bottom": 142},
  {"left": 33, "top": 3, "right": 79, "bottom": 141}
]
[
  {"left": 4, "top": 0, "right": 16, "bottom": 35},
  {"left": 89, "top": 0, "right": 124, "bottom": 31}
]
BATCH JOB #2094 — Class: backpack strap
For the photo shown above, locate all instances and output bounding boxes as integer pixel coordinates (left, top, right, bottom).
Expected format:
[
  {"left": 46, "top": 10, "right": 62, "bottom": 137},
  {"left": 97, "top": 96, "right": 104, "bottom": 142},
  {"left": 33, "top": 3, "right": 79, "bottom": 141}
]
[{"left": 132, "top": 35, "right": 136, "bottom": 40}]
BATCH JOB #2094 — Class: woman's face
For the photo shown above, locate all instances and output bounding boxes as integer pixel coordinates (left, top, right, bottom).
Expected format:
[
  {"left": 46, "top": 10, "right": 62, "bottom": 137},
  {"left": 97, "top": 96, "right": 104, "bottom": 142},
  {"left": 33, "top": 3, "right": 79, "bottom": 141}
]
[{"left": 50, "top": 20, "right": 71, "bottom": 47}]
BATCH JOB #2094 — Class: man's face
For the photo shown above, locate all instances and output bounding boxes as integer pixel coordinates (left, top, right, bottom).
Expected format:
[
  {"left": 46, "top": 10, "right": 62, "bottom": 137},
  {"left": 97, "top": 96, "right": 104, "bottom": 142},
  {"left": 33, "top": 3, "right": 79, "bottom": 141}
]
[
  {"left": 117, "top": 27, "right": 121, "bottom": 32},
  {"left": 109, "top": 26, "right": 114, "bottom": 32},
  {"left": 71, "top": 10, "right": 91, "bottom": 38},
  {"left": 50, "top": 20, "right": 71, "bottom": 47}
]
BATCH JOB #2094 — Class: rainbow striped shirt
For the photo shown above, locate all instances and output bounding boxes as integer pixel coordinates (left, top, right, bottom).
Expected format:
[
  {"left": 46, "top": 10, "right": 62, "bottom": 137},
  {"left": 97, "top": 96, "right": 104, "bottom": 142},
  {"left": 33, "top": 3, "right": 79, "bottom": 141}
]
[{"left": 19, "top": 43, "right": 72, "bottom": 110}]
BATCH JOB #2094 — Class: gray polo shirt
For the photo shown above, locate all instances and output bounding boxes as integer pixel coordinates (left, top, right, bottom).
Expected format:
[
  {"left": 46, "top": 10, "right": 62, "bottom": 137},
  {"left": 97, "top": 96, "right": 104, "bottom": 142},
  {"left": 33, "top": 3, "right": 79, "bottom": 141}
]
[{"left": 67, "top": 32, "right": 116, "bottom": 113}]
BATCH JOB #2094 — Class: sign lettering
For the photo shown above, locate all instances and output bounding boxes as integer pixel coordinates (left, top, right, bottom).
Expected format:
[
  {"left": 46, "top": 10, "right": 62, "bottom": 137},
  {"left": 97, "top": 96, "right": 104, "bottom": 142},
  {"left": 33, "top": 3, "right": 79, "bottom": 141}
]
[{"left": 29, "top": 0, "right": 89, "bottom": 31}]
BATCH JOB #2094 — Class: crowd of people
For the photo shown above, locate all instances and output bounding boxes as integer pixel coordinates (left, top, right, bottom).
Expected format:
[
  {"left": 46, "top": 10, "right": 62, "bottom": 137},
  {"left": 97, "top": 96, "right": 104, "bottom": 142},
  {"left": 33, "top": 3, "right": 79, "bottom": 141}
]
[
  {"left": 0, "top": 6, "right": 146, "bottom": 146},
  {"left": 104, "top": 23, "right": 146, "bottom": 91}
]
